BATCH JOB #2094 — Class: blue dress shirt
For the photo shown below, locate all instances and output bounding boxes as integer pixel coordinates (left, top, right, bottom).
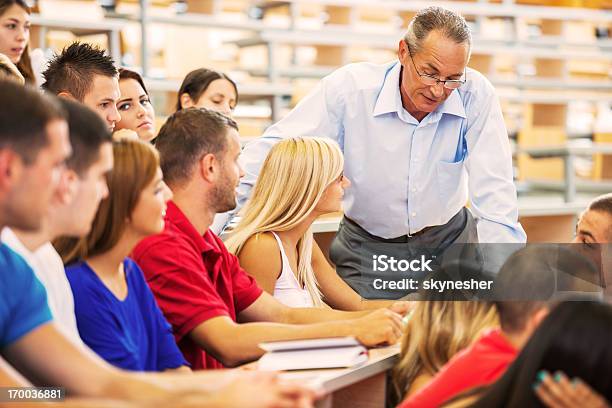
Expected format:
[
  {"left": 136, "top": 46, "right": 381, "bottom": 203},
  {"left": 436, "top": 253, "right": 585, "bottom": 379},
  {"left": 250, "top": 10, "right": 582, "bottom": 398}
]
[{"left": 238, "top": 60, "right": 526, "bottom": 243}]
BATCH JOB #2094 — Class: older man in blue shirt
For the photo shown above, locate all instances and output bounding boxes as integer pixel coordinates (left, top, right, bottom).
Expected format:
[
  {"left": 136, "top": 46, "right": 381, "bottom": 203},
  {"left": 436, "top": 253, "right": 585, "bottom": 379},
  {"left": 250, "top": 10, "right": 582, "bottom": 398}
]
[{"left": 236, "top": 6, "right": 526, "bottom": 292}]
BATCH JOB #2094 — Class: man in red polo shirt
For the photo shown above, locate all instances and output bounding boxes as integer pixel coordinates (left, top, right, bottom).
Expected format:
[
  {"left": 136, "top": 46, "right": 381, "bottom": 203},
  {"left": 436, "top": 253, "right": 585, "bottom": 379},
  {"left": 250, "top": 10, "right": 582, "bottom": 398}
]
[{"left": 133, "top": 108, "right": 404, "bottom": 370}]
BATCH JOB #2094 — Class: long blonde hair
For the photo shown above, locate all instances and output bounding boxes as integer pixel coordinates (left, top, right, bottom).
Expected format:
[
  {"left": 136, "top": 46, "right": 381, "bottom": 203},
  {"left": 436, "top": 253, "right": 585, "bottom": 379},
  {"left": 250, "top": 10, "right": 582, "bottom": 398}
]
[
  {"left": 392, "top": 301, "right": 499, "bottom": 402},
  {"left": 226, "top": 137, "right": 344, "bottom": 307}
]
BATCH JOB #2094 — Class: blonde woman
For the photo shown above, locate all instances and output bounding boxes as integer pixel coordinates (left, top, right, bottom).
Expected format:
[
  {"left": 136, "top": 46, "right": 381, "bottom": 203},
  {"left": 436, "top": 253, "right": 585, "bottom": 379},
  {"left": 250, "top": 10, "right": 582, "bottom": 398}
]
[
  {"left": 392, "top": 301, "right": 498, "bottom": 404},
  {"left": 226, "top": 137, "right": 408, "bottom": 312}
]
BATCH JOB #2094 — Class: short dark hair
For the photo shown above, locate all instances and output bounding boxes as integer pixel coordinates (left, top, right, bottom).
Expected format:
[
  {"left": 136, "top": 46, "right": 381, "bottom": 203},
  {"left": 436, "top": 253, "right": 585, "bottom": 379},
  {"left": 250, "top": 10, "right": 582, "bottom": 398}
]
[
  {"left": 586, "top": 194, "right": 612, "bottom": 240},
  {"left": 155, "top": 108, "right": 238, "bottom": 187},
  {"left": 57, "top": 99, "right": 112, "bottom": 177},
  {"left": 588, "top": 193, "right": 612, "bottom": 218},
  {"left": 176, "top": 68, "right": 238, "bottom": 111},
  {"left": 42, "top": 42, "right": 118, "bottom": 101},
  {"left": 472, "top": 301, "right": 612, "bottom": 407},
  {"left": 494, "top": 246, "right": 599, "bottom": 333},
  {"left": 0, "top": 81, "right": 66, "bottom": 164},
  {"left": 119, "top": 67, "right": 148, "bottom": 95}
]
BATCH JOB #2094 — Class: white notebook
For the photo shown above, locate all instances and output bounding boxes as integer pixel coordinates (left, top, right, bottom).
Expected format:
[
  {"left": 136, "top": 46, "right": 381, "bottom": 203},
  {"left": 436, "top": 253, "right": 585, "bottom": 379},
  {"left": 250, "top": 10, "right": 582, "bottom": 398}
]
[{"left": 258, "top": 337, "right": 368, "bottom": 371}]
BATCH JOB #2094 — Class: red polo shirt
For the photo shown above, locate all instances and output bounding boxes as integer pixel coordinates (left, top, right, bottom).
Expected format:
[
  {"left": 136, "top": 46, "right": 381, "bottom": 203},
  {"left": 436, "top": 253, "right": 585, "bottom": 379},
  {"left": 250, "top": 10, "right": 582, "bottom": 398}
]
[
  {"left": 132, "top": 201, "right": 263, "bottom": 370},
  {"left": 399, "top": 329, "right": 517, "bottom": 408}
]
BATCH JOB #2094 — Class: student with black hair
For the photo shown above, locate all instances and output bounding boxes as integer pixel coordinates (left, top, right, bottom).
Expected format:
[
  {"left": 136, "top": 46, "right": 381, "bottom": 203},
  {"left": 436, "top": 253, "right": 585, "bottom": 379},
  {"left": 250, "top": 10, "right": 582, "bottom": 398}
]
[
  {"left": 114, "top": 68, "right": 156, "bottom": 142},
  {"left": 42, "top": 41, "right": 121, "bottom": 132},
  {"left": 3, "top": 98, "right": 113, "bottom": 345},
  {"left": 399, "top": 246, "right": 602, "bottom": 408},
  {"left": 573, "top": 193, "right": 612, "bottom": 245},
  {"left": 0, "top": 0, "right": 35, "bottom": 84},
  {"left": 470, "top": 301, "right": 612, "bottom": 408},
  {"left": 176, "top": 68, "right": 238, "bottom": 116}
]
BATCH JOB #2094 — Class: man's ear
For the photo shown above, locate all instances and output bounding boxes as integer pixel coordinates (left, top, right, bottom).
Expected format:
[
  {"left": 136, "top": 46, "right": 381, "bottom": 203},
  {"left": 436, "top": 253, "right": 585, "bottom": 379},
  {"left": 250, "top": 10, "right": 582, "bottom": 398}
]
[
  {"left": 55, "top": 168, "right": 79, "bottom": 206},
  {"left": 0, "top": 149, "right": 20, "bottom": 194},
  {"left": 199, "top": 153, "right": 218, "bottom": 184},
  {"left": 180, "top": 93, "right": 194, "bottom": 109},
  {"left": 398, "top": 39, "right": 409, "bottom": 64},
  {"left": 57, "top": 91, "right": 76, "bottom": 101}
]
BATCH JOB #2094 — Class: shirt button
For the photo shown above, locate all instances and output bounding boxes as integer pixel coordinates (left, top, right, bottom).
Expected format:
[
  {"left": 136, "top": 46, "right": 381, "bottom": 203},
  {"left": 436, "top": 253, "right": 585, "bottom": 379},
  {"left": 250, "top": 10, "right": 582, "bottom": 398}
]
[{"left": 411, "top": 212, "right": 417, "bottom": 217}]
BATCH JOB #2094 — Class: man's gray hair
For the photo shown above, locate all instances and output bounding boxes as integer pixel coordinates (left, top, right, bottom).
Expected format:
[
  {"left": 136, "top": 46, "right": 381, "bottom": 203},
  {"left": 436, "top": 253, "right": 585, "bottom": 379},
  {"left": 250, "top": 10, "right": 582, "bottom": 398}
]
[{"left": 404, "top": 6, "right": 472, "bottom": 55}]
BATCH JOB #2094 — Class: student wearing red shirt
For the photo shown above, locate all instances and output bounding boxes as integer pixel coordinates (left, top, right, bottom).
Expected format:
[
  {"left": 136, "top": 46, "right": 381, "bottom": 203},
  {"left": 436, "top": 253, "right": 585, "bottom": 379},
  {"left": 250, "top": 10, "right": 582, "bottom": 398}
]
[
  {"left": 133, "top": 108, "right": 406, "bottom": 370},
  {"left": 398, "top": 246, "right": 602, "bottom": 408}
]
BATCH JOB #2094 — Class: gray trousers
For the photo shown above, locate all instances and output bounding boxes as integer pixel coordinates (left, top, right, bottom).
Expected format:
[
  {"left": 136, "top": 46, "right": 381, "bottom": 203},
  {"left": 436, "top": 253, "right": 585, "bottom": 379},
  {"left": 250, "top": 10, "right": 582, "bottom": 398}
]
[{"left": 328, "top": 208, "right": 479, "bottom": 296}]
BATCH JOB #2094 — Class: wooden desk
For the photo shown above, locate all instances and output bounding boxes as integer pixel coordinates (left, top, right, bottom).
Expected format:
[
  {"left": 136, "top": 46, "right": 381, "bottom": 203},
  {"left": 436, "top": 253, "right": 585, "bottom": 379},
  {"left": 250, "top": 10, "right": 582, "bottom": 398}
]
[{"left": 270, "top": 346, "right": 399, "bottom": 408}]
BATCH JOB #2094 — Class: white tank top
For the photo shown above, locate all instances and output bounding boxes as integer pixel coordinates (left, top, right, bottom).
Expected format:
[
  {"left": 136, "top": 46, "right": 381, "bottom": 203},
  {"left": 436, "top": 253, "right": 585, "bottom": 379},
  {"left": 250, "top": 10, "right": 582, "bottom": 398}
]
[{"left": 270, "top": 232, "right": 314, "bottom": 308}]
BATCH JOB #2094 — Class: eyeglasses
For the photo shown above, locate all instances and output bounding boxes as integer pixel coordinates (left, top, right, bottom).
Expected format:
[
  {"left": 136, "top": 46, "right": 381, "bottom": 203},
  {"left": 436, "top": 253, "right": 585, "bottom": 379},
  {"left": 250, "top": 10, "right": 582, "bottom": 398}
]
[{"left": 406, "top": 42, "right": 466, "bottom": 90}]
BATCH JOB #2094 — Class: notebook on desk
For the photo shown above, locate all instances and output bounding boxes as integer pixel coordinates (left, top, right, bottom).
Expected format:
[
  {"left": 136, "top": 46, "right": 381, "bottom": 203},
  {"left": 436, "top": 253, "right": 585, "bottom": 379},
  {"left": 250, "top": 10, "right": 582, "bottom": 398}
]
[{"left": 258, "top": 337, "right": 368, "bottom": 371}]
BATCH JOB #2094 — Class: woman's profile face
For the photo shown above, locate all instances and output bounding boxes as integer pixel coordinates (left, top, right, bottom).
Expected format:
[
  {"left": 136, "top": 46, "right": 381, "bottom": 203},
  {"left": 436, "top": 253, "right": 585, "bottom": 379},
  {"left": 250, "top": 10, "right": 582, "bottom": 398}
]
[
  {"left": 189, "top": 78, "right": 237, "bottom": 116},
  {"left": 314, "top": 172, "right": 351, "bottom": 215},
  {"left": 129, "top": 167, "right": 172, "bottom": 237},
  {"left": 0, "top": 4, "right": 30, "bottom": 64}
]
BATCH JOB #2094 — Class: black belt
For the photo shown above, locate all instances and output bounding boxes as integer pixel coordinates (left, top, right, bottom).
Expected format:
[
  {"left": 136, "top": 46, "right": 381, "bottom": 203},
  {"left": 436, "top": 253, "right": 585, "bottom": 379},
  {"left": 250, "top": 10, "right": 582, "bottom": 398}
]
[{"left": 343, "top": 216, "right": 436, "bottom": 243}]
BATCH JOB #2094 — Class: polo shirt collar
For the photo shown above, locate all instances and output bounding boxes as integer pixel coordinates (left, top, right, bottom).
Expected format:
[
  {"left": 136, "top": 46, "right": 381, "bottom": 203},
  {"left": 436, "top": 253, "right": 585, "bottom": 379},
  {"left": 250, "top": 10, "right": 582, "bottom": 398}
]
[
  {"left": 373, "top": 60, "right": 467, "bottom": 121},
  {"left": 165, "top": 201, "right": 216, "bottom": 254}
]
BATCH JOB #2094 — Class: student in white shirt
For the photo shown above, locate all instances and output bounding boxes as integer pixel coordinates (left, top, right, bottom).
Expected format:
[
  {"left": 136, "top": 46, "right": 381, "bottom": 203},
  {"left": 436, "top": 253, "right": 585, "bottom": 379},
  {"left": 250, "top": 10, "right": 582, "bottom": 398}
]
[{"left": 226, "top": 137, "right": 409, "bottom": 312}]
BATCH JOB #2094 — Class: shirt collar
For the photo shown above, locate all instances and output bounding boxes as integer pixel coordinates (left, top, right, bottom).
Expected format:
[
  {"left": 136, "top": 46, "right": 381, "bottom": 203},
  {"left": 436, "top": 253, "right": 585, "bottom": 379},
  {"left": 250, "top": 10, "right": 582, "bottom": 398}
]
[
  {"left": 373, "top": 61, "right": 403, "bottom": 117},
  {"left": 437, "top": 88, "right": 466, "bottom": 119},
  {"left": 373, "top": 60, "right": 467, "bottom": 121},
  {"left": 165, "top": 200, "right": 217, "bottom": 254}
]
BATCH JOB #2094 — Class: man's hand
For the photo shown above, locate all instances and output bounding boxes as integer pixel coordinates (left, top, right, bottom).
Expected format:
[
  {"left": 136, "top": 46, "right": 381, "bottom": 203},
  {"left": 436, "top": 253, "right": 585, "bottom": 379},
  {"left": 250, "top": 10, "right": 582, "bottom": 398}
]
[
  {"left": 208, "top": 373, "right": 316, "bottom": 408},
  {"left": 351, "top": 308, "right": 403, "bottom": 347},
  {"left": 535, "top": 371, "right": 610, "bottom": 408}
]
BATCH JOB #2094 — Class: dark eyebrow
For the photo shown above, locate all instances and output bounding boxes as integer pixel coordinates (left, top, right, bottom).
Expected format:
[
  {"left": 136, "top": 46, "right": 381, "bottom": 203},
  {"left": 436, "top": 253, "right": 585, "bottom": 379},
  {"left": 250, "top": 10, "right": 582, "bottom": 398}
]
[
  {"left": 117, "top": 97, "right": 132, "bottom": 104},
  {"left": 577, "top": 229, "right": 595, "bottom": 241}
]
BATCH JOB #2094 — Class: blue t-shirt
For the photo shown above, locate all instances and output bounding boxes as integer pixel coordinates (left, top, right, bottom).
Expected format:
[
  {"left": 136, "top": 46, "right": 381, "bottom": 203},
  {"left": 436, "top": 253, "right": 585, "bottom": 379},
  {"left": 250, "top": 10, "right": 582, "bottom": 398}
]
[
  {"left": 66, "top": 257, "right": 187, "bottom": 372},
  {"left": 0, "top": 244, "right": 52, "bottom": 348}
]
